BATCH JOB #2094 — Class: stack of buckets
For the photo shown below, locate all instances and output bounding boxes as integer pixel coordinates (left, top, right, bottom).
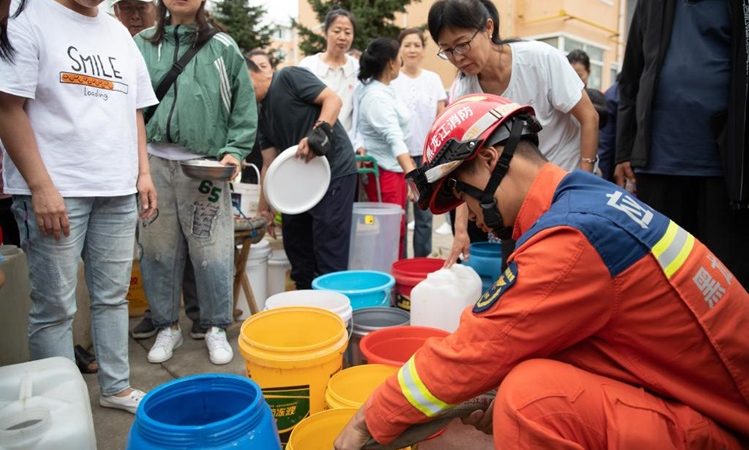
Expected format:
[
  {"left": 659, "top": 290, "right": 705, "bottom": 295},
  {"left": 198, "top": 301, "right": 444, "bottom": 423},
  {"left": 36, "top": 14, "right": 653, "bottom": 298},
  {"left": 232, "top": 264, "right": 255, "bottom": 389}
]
[{"left": 127, "top": 256, "right": 455, "bottom": 449}]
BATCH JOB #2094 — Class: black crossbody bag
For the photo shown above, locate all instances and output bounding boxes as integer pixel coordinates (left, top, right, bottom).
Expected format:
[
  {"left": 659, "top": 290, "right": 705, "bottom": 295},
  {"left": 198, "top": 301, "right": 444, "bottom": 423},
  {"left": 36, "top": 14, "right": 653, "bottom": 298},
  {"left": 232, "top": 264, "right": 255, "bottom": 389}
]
[{"left": 143, "top": 29, "right": 218, "bottom": 124}]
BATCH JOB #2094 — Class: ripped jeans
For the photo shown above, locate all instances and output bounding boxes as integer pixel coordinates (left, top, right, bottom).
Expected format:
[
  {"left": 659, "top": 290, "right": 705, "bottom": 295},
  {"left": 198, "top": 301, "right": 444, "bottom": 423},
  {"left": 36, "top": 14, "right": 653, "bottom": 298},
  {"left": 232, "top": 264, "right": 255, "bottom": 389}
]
[{"left": 139, "top": 156, "right": 233, "bottom": 330}]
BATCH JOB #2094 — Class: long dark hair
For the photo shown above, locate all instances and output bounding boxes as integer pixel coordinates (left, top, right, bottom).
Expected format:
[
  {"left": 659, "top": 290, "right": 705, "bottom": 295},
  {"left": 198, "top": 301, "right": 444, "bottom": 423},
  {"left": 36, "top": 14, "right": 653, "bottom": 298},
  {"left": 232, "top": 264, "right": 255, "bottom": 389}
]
[
  {"left": 358, "top": 38, "right": 399, "bottom": 84},
  {"left": 147, "top": 1, "right": 214, "bottom": 46},
  {"left": 428, "top": 0, "right": 515, "bottom": 46},
  {"left": 0, "top": 0, "right": 27, "bottom": 62}
]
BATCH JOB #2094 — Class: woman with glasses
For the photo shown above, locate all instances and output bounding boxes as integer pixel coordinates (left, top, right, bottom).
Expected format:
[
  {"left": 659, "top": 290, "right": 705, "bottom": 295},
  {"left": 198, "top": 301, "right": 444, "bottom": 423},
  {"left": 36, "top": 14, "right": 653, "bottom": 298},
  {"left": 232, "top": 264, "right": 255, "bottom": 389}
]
[
  {"left": 354, "top": 38, "right": 417, "bottom": 259},
  {"left": 429, "top": 0, "right": 599, "bottom": 266}
]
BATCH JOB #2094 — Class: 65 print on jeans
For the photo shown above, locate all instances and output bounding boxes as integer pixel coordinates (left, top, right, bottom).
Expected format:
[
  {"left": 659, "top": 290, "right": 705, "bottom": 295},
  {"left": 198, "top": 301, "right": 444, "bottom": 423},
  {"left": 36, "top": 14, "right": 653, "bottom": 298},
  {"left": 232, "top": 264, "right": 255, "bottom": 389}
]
[{"left": 138, "top": 156, "right": 234, "bottom": 331}]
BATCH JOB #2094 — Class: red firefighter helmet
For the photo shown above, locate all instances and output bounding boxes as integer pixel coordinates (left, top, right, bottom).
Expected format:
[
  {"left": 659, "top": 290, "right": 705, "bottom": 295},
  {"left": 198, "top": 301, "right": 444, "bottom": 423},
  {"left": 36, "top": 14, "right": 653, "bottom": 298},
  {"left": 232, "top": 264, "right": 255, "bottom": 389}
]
[{"left": 407, "top": 94, "right": 540, "bottom": 214}]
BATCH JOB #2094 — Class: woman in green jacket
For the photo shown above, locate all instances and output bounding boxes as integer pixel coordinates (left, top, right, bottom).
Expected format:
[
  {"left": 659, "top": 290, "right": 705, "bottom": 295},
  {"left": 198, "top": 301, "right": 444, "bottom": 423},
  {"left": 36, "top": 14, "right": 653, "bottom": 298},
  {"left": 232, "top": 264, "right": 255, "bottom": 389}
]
[{"left": 134, "top": 0, "right": 257, "bottom": 366}]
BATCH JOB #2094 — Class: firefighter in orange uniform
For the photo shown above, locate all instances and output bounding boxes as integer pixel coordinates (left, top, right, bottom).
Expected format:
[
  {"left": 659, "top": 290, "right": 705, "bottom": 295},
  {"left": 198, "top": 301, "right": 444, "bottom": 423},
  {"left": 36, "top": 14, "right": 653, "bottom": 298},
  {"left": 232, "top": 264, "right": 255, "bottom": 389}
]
[{"left": 334, "top": 94, "right": 749, "bottom": 449}]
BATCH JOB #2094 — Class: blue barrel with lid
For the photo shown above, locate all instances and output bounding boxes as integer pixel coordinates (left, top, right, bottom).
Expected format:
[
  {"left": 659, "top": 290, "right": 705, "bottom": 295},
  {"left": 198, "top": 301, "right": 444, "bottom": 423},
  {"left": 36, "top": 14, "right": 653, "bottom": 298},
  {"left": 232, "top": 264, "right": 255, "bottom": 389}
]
[{"left": 127, "top": 374, "right": 280, "bottom": 449}]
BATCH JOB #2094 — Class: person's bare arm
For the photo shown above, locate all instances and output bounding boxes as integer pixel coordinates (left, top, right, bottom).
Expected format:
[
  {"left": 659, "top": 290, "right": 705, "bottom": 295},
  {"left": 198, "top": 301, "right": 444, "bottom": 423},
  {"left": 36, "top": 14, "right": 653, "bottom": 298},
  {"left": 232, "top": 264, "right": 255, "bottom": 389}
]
[
  {"left": 569, "top": 90, "right": 599, "bottom": 172},
  {"left": 0, "top": 91, "right": 68, "bottom": 239}
]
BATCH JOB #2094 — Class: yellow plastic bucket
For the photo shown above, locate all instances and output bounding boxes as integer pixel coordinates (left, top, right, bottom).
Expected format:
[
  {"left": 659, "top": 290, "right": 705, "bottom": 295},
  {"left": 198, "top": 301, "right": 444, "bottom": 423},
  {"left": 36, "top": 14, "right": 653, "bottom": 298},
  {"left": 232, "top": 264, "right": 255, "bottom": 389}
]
[
  {"left": 287, "top": 408, "right": 357, "bottom": 450},
  {"left": 238, "top": 307, "right": 348, "bottom": 444},
  {"left": 325, "top": 364, "right": 397, "bottom": 409}
]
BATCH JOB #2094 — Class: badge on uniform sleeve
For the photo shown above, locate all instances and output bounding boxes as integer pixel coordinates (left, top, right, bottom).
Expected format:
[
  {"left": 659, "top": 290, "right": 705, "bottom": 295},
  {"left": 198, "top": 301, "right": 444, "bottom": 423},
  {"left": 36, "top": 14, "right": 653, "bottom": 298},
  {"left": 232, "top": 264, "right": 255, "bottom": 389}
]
[{"left": 473, "top": 261, "right": 518, "bottom": 314}]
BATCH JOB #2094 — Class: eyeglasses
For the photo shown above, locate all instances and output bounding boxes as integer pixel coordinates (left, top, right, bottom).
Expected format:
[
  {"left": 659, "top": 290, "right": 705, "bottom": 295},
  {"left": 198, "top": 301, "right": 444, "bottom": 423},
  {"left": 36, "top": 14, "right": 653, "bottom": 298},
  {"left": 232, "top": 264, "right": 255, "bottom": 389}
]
[{"left": 437, "top": 29, "right": 481, "bottom": 60}]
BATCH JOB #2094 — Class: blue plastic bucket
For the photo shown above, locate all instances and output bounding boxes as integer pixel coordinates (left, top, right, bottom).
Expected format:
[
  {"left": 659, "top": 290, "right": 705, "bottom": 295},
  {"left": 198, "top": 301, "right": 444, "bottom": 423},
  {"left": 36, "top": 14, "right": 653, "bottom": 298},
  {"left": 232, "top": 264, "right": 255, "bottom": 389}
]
[
  {"left": 462, "top": 242, "right": 502, "bottom": 292},
  {"left": 127, "top": 374, "right": 281, "bottom": 449},
  {"left": 312, "top": 270, "right": 395, "bottom": 310}
]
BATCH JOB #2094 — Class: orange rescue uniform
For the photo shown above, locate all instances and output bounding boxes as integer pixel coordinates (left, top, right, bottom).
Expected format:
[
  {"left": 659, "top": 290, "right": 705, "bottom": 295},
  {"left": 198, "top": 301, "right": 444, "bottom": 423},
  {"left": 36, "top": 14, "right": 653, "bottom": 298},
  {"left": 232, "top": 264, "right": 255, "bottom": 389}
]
[{"left": 365, "top": 164, "right": 749, "bottom": 449}]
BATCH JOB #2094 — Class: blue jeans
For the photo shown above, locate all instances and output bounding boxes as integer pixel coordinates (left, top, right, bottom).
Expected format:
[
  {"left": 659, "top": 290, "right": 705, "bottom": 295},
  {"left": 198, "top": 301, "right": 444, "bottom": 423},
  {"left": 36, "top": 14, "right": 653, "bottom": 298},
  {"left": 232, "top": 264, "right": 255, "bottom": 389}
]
[
  {"left": 412, "top": 156, "right": 432, "bottom": 257},
  {"left": 12, "top": 195, "right": 136, "bottom": 396},
  {"left": 139, "top": 156, "right": 233, "bottom": 329}
]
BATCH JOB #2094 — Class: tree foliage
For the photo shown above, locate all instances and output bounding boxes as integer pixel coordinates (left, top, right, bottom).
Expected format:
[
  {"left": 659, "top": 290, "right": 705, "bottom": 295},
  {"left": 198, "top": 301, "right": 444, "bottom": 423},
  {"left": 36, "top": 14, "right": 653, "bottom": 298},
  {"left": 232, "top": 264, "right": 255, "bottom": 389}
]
[
  {"left": 294, "top": 0, "right": 417, "bottom": 56},
  {"left": 211, "top": 0, "right": 277, "bottom": 54}
]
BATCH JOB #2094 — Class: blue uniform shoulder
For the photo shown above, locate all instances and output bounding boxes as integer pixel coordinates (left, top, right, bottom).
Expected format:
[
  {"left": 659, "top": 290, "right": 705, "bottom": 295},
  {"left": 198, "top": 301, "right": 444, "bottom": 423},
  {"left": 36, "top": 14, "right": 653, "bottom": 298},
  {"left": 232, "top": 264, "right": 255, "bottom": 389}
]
[{"left": 516, "top": 171, "right": 670, "bottom": 277}]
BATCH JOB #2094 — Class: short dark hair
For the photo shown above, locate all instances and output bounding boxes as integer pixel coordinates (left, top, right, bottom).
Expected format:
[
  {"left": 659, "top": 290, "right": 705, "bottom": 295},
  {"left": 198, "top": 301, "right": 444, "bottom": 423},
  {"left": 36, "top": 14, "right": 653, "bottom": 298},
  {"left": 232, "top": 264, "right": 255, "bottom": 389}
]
[
  {"left": 358, "top": 38, "right": 400, "bottom": 83},
  {"left": 428, "top": 0, "right": 504, "bottom": 46},
  {"left": 398, "top": 27, "right": 426, "bottom": 46},
  {"left": 323, "top": 7, "right": 357, "bottom": 35},
  {"left": 567, "top": 49, "right": 590, "bottom": 72}
]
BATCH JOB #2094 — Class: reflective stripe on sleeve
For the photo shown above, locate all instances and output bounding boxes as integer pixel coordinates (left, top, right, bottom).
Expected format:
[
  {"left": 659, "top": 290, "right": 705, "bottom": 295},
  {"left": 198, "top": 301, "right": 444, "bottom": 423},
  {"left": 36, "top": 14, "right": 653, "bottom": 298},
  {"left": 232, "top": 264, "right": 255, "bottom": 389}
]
[
  {"left": 396, "top": 355, "right": 453, "bottom": 417},
  {"left": 652, "top": 220, "right": 695, "bottom": 278}
]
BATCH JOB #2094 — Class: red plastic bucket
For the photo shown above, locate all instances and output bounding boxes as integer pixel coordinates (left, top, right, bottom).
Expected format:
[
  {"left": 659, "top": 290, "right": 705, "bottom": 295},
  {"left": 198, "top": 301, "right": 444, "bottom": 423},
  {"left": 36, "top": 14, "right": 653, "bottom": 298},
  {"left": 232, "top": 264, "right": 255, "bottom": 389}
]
[
  {"left": 391, "top": 258, "right": 445, "bottom": 311},
  {"left": 359, "top": 325, "right": 449, "bottom": 366}
]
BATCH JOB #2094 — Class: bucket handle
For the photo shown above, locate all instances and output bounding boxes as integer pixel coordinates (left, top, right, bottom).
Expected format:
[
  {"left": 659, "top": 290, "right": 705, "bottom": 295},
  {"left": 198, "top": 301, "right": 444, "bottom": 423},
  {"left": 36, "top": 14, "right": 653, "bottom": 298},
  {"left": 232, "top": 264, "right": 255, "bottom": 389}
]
[{"left": 241, "top": 162, "right": 261, "bottom": 182}]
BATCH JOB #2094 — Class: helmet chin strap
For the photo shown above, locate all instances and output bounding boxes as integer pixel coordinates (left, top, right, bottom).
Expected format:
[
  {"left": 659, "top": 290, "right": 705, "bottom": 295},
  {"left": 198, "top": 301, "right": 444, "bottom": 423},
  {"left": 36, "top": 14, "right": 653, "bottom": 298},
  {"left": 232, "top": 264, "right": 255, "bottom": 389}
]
[{"left": 452, "top": 119, "right": 525, "bottom": 239}]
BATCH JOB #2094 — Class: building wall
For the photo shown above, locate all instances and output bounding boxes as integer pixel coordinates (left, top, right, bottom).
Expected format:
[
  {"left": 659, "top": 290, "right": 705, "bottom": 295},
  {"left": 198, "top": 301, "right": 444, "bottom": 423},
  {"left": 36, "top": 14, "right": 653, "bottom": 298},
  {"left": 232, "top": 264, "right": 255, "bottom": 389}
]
[{"left": 293, "top": 0, "right": 629, "bottom": 92}]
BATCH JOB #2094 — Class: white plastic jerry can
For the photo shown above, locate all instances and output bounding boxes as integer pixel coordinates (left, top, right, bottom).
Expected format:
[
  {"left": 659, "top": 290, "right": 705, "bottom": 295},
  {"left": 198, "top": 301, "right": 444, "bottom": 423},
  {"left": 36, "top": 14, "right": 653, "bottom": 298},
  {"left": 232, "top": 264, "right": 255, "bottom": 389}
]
[
  {"left": 0, "top": 357, "right": 96, "bottom": 450},
  {"left": 410, "top": 265, "right": 482, "bottom": 333}
]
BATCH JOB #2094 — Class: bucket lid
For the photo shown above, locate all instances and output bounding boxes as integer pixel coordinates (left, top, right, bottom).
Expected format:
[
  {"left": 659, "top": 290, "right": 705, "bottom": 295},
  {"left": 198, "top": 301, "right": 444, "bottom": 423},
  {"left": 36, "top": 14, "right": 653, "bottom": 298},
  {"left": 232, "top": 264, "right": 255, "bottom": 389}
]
[
  {"left": 264, "top": 290, "right": 352, "bottom": 323},
  {"left": 239, "top": 307, "right": 348, "bottom": 365},
  {"left": 287, "top": 408, "right": 357, "bottom": 450},
  {"left": 263, "top": 145, "right": 331, "bottom": 215},
  {"left": 326, "top": 364, "right": 397, "bottom": 408}
]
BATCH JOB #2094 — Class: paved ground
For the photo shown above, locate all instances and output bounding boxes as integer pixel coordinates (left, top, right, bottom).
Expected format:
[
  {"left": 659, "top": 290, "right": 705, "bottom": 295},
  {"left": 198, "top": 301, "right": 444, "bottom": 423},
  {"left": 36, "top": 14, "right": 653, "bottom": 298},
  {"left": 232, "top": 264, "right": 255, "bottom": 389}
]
[{"left": 84, "top": 213, "right": 495, "bottom": 449}]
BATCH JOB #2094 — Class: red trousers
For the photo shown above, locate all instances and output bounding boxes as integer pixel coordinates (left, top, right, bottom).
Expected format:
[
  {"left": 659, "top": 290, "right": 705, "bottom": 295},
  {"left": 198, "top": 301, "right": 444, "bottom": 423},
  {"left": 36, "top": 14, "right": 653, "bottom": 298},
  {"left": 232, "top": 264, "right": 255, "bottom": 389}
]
[
  {"left": 366, "top": 169, "right": 407, "bottom": 259},
  {"left": 493, "top": 359, "right": 743, "bottom": 450}
]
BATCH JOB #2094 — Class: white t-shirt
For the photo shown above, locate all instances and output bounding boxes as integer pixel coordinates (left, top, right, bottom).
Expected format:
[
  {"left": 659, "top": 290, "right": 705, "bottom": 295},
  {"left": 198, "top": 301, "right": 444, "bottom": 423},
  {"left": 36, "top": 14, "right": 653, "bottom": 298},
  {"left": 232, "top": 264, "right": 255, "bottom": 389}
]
[
  {"left": 391, "top": 69, "right": 447, "bottom": 157},
  {"left": 449, "top": 41, "right": 584, "bottom": 171},
  {"left": 0, "top": 0, "right": 158, "bottom": 197},
  {"left": 298, "top": 53, "right": 359, "bottom": 139}
]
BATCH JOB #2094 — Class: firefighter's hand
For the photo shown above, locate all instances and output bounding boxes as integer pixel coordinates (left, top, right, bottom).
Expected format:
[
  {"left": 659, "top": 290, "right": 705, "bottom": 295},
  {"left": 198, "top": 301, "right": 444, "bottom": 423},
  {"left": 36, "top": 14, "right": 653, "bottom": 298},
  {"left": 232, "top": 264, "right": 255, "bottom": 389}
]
[
  {"left": 334, "top": 407, "right": 371, "bottom": 450},
  {"left": 460, "top": 397, "right": 495, "bottom": 435}
]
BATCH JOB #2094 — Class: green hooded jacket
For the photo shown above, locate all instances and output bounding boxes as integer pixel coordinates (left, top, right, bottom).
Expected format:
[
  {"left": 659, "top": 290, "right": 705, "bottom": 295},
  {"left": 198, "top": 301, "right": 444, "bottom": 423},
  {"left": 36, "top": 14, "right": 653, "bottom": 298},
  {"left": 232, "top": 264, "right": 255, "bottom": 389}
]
[{"left": 135, "top": 25, "right": 256, "bottom": 162}]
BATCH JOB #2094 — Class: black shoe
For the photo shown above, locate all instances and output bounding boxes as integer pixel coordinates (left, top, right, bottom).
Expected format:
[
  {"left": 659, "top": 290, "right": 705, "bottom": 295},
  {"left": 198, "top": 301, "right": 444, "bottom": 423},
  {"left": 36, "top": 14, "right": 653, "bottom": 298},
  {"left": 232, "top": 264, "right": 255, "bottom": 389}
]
[
  {"left": 130, "top": 317, "right": 157, "bottom": 339},
  {"left": 190, "top": 321, "right": 208, "bottom": 340},
  {"left": 74, "top": 345, "right": 98, "bottom": 374}
]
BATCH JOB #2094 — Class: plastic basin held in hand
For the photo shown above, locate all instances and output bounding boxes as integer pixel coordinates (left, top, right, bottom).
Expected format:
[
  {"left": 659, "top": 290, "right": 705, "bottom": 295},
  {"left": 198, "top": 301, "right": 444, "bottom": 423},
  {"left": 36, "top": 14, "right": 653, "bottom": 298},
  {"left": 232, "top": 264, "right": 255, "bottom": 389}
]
[{"left": 312, "top": 270, "right": 395, "bottom": 310}]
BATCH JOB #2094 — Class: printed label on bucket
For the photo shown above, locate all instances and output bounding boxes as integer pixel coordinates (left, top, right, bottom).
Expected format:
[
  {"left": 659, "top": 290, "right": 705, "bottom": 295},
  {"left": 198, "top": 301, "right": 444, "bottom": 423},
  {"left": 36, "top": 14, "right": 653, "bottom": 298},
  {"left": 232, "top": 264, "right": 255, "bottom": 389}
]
[
  {"left": 263, "top": 385, "right": 310, "bottom": 443},
  {"left": 364, "top": 215, "right": 376, "bottom": 225},
  {"left": 395, "top": 293, "right": 411, "bottom": 311}
]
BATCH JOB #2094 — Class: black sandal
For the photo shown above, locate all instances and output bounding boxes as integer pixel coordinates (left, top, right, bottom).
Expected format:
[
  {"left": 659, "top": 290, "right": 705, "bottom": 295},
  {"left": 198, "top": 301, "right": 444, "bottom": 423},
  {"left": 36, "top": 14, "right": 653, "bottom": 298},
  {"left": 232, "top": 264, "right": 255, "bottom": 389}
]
[{"left": 74, "top": 345, "right": 98, "bottom": 374}]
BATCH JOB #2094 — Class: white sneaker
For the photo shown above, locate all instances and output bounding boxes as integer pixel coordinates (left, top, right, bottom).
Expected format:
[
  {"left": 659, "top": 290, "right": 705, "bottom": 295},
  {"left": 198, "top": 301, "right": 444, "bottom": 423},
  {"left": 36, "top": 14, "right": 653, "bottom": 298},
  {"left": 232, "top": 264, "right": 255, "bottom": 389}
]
[
  {"left": 206, "top": 327, "right": 233, "bottom": 365},
  {"left": 407, "top": 221, "right": 415, "bottom": 231},
  {"left": 435, "top": 222, "right": 452, "bottom": 235},
  {"left": 99, "top": 388, "right": 146, "bottom": 414},
  {"left": 147, "top": 327, "right": 183, "bottom": 363}
]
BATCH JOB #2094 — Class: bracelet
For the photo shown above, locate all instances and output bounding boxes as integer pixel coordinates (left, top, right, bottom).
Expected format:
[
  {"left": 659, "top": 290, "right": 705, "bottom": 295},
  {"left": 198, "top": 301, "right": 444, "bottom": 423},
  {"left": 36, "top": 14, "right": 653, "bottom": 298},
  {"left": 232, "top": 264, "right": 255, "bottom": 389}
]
[{"left": 581, "top": 156, "right": 598, "bottom": 164}]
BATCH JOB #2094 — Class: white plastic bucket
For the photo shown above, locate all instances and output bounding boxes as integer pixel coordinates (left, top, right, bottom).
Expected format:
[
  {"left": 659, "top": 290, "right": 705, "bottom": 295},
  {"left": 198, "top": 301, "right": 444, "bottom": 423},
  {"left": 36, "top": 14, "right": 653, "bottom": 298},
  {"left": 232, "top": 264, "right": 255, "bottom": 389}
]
[
  {"left": 239, "top": 239, "right": 272, "bottom": 319},
  {"left": 0, "top": 357, "right": 96, "bottom": 450},
  {"left": 264, "top": 290, "right": 353, "bottom": 333},
  {"left": 348, "top": 202, "right": 403, "bottom": 274},
  {"left": 267, "top": 248, "right": 291, "bottom": 297}
]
